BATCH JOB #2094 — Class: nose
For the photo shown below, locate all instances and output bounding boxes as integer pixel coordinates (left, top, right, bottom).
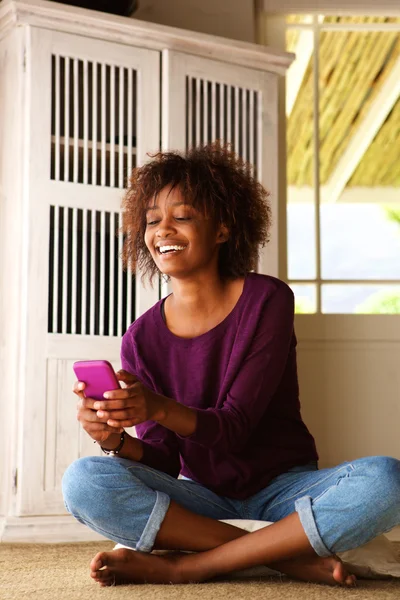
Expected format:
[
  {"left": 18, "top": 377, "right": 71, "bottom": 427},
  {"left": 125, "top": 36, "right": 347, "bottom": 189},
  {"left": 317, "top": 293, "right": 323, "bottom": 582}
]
[{"left": 155, "top": 216, "right": 177, "bottom": 238}]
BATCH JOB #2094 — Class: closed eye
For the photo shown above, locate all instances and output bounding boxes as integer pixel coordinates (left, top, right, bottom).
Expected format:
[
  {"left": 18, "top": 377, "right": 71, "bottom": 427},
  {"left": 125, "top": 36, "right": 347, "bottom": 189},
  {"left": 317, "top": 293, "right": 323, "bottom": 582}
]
[{"left": 146, "top": 217, "right": 192, "bottom": 226}]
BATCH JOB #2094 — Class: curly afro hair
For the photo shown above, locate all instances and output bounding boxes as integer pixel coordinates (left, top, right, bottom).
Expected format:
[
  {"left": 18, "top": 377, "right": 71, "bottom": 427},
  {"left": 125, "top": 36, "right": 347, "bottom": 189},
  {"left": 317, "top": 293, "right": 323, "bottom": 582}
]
[{"left": 120, "top": 143, "right": 272, "bottom": 284}]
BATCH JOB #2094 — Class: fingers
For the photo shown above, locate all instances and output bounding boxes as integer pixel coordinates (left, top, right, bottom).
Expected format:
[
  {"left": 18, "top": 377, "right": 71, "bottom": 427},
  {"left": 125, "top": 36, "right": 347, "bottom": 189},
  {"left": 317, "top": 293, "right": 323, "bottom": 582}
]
[
  {"left": 75, "top": 379, "right": 125, "bottom": 442},
  {"left": 96, "top": 408, "right": 140, "bottom": 421},
  {"left": 78, "top": 408, "right": 124, "bottom": 434},
  {"left": 82, "top": 395, "right": 136, "bottom": 413},
  {"left": 73, "top": 378, "right": 140, "bottom": 405},
  {"left": 78, "top": 405, "right": 122, "bottom": 427},
  {"left": 101, "top": 385, "right": 140, "bottom": 401},
  {"left": 78, "top": 405, "right": 124, "bottom": 426},
  {"left": 86, "top": 423, "right": 124, "bottom": 434},
  {"left": 77, "top": 395, "right": 130, "bottom": 424},
  {"left": 78, "top": 407, "right": 102, "bottom": 423},
  {"left": 92, "top": 399, "right": 145, "bottom": 426},
  {"left": 77, "top": 396, "right": 98, "bottom": 410},
  {"left": 107, "top": 418, "right": 141, "bottom": 428},
  {"left": 115, "top": 370, "right": 139, "bottom": 387},
  {"left": 73, "top": 381, "right": 86, "bottom": 403},
  {"left": 92, "top": 399, "right": 131, "bottom": 411},
  {"left": 74, "top": 375, "right": 142, "bottom": 431}
]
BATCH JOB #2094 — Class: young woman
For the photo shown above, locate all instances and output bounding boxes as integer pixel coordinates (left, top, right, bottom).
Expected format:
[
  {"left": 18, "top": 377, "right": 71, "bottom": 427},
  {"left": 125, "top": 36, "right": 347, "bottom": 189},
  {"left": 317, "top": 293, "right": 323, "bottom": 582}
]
[{"left": 63, "top": 144, "right": 400, "bottom": 588}]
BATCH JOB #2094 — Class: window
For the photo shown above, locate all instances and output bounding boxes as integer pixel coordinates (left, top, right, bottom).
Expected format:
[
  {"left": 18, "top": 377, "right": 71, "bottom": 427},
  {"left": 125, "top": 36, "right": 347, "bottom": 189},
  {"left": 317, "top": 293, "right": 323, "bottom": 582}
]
[{"left": 274, "top": 15, "right": 400, "bottom": 313}]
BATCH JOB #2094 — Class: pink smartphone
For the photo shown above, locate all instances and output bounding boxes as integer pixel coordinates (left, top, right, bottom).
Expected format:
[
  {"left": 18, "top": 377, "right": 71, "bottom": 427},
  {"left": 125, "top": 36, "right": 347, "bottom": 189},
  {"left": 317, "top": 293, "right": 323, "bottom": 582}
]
[{"left": 73, "top": 360, "right": 121, "bottom": 400}]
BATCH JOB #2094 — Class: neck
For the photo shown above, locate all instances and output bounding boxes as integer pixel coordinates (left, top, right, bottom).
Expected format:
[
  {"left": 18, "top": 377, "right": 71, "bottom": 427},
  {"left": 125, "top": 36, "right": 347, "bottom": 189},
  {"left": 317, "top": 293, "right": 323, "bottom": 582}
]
[{"left": 169, "top": 271, "right": 229, "bottom": 317}]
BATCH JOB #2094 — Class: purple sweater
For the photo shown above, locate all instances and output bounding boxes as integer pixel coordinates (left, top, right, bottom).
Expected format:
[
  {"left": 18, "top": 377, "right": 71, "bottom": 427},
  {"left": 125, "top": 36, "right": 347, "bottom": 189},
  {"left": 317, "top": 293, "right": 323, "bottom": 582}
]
[{"left": 120, "top": 273, "right": 318, "bottom": 499}]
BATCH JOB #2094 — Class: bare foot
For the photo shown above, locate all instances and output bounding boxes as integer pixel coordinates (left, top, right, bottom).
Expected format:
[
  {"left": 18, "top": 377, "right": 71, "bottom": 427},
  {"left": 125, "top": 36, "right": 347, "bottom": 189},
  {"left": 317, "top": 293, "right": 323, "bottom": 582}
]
[
  {"left": 90, "top": 548, "right": 356, "bottom": 587},
  {"left": 90, "top": 548, "right": 184, "bottom": 586},
  {"left": 270, "top": 555, "right": 357, "bottom": 586}
]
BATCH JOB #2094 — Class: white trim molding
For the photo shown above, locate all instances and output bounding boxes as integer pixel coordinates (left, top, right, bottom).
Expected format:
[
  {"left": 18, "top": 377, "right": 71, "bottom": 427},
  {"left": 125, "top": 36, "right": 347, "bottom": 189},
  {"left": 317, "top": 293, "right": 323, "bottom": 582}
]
[
  {"left": 286, "top": 21, "right": 313, "bottom": 116},
  {"left": 1, "top": 515, "right": 399, "bottom": 543},
  {"left": 0, "top": 515, "right": 109, "bottom": 543},
  {"left": 262, "top": 1, "right": 400, "bottom": 15},
  {"left": 0, "top": 0, "right": 294, "bottom": 74},
  {"left": 288, "top": 186, "right": 400, "bottom": 204}
]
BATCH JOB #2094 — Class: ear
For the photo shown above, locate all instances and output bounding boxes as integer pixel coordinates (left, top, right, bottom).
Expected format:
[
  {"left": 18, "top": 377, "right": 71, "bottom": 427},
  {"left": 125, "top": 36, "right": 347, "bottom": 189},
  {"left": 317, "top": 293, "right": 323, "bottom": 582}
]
[{"left": 216, "top": 224, "right": 229, "bottom": 244}]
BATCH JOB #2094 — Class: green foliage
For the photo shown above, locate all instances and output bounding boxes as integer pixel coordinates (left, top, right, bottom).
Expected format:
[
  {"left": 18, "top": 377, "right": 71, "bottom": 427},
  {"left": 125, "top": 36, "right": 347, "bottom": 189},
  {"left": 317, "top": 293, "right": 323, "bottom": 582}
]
[
  {"left": 355, "top": 289, "right": 400, "bottom": 314},
  {"left": 383, "top": 206, "right": 400, "bottom": 229}
]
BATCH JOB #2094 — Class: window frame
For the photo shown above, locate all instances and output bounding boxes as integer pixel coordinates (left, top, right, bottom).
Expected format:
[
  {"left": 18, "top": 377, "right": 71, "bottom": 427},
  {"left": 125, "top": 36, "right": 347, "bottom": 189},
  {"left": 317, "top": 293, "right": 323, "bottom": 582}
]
[{"left": 259, "top": 9, "right": 400, "bottom": 314}]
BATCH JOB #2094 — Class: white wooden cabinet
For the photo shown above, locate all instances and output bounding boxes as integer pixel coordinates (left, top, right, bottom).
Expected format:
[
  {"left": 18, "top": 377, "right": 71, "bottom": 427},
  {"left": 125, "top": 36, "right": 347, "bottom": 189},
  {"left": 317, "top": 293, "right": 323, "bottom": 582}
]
[{"left": 0, "top": 0, "right": 292, "bottom": 541}]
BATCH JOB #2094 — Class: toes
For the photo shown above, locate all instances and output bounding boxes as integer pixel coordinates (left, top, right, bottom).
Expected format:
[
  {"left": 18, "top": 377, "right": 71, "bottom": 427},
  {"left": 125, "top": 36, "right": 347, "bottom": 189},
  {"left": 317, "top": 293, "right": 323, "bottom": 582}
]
[
  {"left": 90, "top": 551, "right": 122, "bottom": 587},
  {"left": 91, "top": 568, "right": 110, "bottom": 581},
  {"left": 91, "top": 567, "right": 115, "bottom": 586},
  {"left": 330, "top": 562, "right": 343, "bottom": 585},
  {"left": 97, "top": 576, "right": 116, "bottom": 587},
  {"left": 90, "top": 552, "right": 106, "bottom": 572},
  {"left": 345, "top": 574, "right": 357, "bottom": 586},
  {"left": 332, "top": 561, "right": 356, "bottom": 587}
]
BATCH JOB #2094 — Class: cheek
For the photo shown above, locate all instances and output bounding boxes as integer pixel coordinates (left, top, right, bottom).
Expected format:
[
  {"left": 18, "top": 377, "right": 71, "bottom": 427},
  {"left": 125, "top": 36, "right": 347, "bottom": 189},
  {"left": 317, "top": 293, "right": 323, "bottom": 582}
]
[{"left": 144, "top": 229, "right": 152, "bottom": 251}]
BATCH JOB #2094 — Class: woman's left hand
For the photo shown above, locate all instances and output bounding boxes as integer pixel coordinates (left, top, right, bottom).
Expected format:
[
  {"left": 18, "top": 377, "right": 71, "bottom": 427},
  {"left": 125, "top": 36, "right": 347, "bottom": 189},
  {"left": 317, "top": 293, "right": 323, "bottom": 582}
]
[{"left": 92, "top": 369, "right": 168, "bottom": 428}]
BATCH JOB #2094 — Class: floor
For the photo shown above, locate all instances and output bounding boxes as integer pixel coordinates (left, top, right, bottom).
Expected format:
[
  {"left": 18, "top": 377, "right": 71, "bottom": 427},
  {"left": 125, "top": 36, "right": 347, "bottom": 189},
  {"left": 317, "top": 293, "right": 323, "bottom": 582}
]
[{"left": 3, "top": 541, "right": 400, "bottom": 600}]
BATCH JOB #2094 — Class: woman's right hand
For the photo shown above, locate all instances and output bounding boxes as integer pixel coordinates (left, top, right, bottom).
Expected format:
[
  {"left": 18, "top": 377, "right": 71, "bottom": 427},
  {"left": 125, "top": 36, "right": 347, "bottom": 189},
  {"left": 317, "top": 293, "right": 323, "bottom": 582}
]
[{"left": 73, "top": 381, "right": 124, "bottom": 444}]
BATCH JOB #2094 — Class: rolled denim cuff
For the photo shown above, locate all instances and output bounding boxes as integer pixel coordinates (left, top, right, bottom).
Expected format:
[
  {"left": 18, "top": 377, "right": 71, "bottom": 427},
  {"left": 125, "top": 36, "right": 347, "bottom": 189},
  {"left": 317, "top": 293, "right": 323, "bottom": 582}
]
[
  {"left": 135, "top": 491, "right": 170, "bottom": 553},
  {"left": 295, "top": 495, "right": 332, "bottom": 557}
]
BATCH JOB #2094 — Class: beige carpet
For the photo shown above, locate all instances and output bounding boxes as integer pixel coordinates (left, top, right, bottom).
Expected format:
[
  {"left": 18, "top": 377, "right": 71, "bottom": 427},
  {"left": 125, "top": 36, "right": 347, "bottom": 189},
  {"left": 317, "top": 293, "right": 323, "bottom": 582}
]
[{"left": 2, "top": 542, "right": 400, "bottom": 600}]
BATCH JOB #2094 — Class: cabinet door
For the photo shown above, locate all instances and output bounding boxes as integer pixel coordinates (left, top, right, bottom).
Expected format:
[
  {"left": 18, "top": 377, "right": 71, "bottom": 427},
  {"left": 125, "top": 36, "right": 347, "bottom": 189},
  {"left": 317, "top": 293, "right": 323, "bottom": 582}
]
[
  {"left": 16, "top": 28, "right": 160, "bottom": 515},
  {"left": 162, "top": 50, "right": 279, "bottom": 279}
]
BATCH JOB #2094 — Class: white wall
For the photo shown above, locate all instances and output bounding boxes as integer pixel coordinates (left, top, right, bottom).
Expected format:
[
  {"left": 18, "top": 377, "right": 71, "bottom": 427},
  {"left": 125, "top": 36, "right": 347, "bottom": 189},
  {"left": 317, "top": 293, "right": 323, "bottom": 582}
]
[
  {"left": 133, "top": 0, "right": 256, "bottom": 42},
  {"left": 261, "top": 9, "right": 400, "bottom": 489}
]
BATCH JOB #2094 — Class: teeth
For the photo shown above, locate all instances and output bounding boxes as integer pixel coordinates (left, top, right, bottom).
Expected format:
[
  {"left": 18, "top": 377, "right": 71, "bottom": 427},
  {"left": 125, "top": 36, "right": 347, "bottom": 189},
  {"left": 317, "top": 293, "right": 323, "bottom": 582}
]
[{"left": 158, "top": 245, "right": 186, "bottom": 253}]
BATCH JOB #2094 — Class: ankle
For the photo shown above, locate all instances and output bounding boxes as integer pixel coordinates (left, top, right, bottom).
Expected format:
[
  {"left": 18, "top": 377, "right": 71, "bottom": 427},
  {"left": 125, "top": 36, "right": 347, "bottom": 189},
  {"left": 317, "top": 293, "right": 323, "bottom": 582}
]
[
  {"left": 166, "top": 556, "right": 194, "bottom": 584},
  {"left": 176, "top": 552, "right": 216, "bottom": 583}
]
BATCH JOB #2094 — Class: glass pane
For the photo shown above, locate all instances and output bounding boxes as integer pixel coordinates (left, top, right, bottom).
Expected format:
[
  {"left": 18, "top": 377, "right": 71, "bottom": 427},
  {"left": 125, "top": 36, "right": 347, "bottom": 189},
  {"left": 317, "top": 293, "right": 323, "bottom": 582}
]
[
  {"left": 322, "top": 16, "right": 400, "bottom": 24},
  {"left": 286, "top": 15, "right": 313, "bottom": 26},
  {"left": 290, "top": 284, "right": 317, "bottom": 314},
  {"left": 287, "top": 202, "right": 316, "bottom": 279},
  {"left": 351, "top": 96, "right": 400, "bottom": 190},
  {"left": 319, "top": 26, "right": 400, "bottom": 279},
  {"left": 286, "top": 24, "right": 316, "bottom": 280},
  {"left": 322, "top": 284, "right": 400, "bottom": 314},
  {"left": 286, "top": 15, "right": 312, "bottom": 56},
  {"left": 321, "top": 204, "right": 400, "bottom": 280}
]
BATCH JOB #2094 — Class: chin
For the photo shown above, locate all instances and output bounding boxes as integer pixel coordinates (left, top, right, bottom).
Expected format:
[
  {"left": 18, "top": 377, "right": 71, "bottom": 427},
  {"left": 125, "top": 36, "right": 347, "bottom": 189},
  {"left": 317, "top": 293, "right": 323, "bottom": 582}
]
[
  {"left": 158, "top": 263, "right": 193, "bottom": 279},
  {"left": 159, "top": 267, "right": 184, "bottom": 279}
]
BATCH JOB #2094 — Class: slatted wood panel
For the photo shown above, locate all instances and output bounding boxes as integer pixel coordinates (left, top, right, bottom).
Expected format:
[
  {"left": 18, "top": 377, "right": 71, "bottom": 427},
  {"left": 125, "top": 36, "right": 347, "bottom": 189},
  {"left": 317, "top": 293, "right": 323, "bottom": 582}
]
[
  {"left": 50, "top": 56, "right": 137, "bottom": 188},
  {"left": 48, "top": 206, "right": 135, "bottom": 336},
  {"left": 185, "top": 76, "right": 259, "bottom": 174}
]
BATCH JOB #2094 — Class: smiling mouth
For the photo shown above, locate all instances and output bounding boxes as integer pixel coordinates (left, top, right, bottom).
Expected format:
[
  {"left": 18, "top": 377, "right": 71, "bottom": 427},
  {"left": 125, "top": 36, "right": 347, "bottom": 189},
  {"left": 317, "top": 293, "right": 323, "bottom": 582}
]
[{"left": 156, "top": 245, "right": 187, "bottom": 256}]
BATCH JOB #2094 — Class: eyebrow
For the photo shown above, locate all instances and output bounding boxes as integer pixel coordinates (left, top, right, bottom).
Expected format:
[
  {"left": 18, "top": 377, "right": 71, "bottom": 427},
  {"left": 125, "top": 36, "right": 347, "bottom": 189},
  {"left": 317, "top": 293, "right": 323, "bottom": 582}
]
[{"left": 145, "top": 202, "right": 190, "bottom": 213}]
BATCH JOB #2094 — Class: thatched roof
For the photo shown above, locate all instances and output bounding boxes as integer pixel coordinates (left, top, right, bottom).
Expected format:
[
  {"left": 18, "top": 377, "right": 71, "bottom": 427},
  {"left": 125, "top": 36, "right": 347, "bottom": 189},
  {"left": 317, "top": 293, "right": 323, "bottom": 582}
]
[{"left": 286, "top": 16, "right": 400, "bottom": 188}]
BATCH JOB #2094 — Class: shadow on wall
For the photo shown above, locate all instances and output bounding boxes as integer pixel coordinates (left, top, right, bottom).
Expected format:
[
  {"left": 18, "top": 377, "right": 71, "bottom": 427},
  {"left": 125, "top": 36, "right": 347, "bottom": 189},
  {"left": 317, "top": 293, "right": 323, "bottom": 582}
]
[{"left": 49, "top": 0, "right": 139, "bottom": 17}]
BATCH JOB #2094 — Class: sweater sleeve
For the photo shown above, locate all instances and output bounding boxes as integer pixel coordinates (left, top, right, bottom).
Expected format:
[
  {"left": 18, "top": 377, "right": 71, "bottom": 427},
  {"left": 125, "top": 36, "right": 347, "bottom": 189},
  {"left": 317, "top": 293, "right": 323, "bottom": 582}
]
[
  {"left": 120, "top": 331, "right": 181, "bottom": 478},
  {"left": 178, "top": 283, "right": 295, "bottom": 453}
]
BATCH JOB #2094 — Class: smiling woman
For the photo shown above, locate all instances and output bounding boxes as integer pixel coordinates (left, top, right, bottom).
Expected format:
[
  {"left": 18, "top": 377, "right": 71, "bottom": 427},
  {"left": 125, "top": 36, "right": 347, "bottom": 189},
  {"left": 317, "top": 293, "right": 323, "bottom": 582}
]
[
  {"left": 64, "top": 142, "right": 400, "bottom": 589},
  {"left": 120, "top": 143, "right": 271, "bottom": 284},
  {"left": 144, "top": 185, "right": 231, "bottom": 283}
]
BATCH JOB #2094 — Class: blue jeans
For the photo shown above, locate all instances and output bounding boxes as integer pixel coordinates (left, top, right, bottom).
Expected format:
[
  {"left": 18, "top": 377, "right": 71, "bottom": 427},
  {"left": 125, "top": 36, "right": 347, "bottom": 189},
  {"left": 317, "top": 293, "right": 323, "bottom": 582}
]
[{"left": 62, "top": 455, "right": 400, "bottom": 557}]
